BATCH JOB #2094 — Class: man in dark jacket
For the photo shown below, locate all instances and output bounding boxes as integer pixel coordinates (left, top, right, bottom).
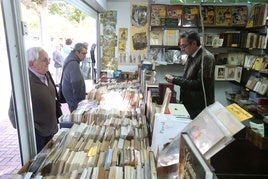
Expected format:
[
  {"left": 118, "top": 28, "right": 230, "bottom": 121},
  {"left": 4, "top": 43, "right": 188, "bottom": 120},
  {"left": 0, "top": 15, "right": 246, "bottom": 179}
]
[
  {"left": 61, "top": 43, "right": 87, "bottom": 112},
  {"left": 28, "top": 47, "right": 59, "bottom": 152},
  {"left": 165, "top": 31, "right": 215, "bottom": 119}
]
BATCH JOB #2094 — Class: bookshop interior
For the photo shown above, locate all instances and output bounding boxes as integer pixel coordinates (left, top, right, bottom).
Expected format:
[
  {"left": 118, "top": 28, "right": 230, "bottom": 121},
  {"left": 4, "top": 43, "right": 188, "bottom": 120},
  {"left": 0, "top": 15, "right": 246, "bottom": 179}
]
[{"left": 4, "top": 0, "right": 268, "bottom": 178}]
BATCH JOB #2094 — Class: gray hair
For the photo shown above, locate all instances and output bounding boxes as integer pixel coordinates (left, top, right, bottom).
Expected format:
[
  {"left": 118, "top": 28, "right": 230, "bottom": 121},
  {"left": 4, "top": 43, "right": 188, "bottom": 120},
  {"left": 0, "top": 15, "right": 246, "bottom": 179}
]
[
  {"left": 73, "top": 43, "right": 87, "bottom": 52},
  {"left": 26, "top": 47, "right": 44, "bottom": 63}
]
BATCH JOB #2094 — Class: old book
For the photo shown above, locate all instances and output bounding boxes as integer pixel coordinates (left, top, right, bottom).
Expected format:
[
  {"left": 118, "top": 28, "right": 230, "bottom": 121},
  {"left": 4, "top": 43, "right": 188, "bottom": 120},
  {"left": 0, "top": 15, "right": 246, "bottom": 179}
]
[
  {"left": 246, "top": 75, "right": 258, "bottom": 90},
  {"left": 201, "top": 5, "right": 215, "bottom": 26},
  {"left": 181, "top": 5, "right": 199, "bottom": 27},
  {"left": 165, "top": 5, "right": 182, "bottom": 27},
  {"left": 149, "top": 30, "right": 163, "bottom": 46},
  {"left": 163, "top": 29, "right": 180, "bottom": 46},
  {"left": 232, "top": 6, "right": 248, "bottom": 26},
  {"left": 179, "top": 133, "right": 215, "bottom": 179},
  {"left": 149, "top": 151, "right": 157, "bottom": 179},
  {"left": 150, "top": 4, "right": 166, "bottom": 26},
  {"left": 215, "top": 6, "right": 232, "bottom": 26},
  {"left": 258, "top": 79, "right": 268, "bottom": 95}
]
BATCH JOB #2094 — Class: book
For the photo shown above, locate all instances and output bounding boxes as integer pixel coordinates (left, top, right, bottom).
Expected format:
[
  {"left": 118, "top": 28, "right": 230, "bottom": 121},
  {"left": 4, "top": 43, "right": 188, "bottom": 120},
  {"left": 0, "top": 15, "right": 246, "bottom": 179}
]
[
  {"left": 165, "top": 5, "right": 182, "bottom": 27},
  {"left": 244, "top": 55, "right": 256, "bottom": 69},
  {"left": 182, "top": 101, "right": 245, "bottom": 159},
  {"left": 151, "top": 113, "right": 191, "bottom": 156},
  {"left": 215, "top": 6, "right": 232, "bottom": 26},
  {"left": 149, "top": 29, "right": 163, "bottom": 46},
  {"left": 150, "top": 4, "right": 166, "bottom": 26},
  {"left": 163, "top": 29, "right": 180, "bottom": 46},
  {"left": 245, "top": 75, "right": 258, "bottom": 90},
  {"left": 179, "top": 133, "right": 215, "bottom": 179},
  {"left": 232, "top": 6, "right": 248, "bottom": 26},
  {"left": 201, "top": 6, "right": 215, "bottom": 26},
  {"left": 181, "top": 5, "right": 199, "bottom": 27}
]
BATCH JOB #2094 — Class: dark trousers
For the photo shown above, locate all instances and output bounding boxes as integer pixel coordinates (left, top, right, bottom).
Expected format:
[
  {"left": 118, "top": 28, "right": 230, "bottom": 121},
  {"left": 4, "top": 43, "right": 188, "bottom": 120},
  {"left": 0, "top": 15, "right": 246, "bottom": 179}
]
[{"left": 35, "top": 131, "right": 53, "bottom": 153}]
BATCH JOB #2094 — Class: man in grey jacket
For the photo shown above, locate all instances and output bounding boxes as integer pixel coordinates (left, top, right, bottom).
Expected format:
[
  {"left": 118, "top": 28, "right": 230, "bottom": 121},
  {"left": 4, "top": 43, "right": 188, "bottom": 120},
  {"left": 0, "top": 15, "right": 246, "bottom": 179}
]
[
  {"left": 61, "top": 43, "right": 87, "bottom": 112},
  {"left": 165, "top": 31, "right": 215, "bottom": 119}
]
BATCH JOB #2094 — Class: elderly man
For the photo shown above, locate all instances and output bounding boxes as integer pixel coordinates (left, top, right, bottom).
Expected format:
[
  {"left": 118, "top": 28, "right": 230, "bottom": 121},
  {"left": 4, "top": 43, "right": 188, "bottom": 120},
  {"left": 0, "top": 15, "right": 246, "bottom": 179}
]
[{"left": 27, "top": 47, "right": 59, "bottom": 152}]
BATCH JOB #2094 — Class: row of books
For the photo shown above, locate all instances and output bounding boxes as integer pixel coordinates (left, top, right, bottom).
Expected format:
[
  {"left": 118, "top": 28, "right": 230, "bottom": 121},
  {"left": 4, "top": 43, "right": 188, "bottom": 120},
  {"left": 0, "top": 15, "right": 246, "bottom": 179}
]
[
  {"left": 150, "top": 4, "right": 248, "bottom": 27},
  {"left": 247, "top": 3, "right": 268, "bottom": 28},
  {"left": 206, "top": 30, "right": 268, "bottom": 49},
  {"left": 246, "top": 75, "right": 268, "bottom": 95}
]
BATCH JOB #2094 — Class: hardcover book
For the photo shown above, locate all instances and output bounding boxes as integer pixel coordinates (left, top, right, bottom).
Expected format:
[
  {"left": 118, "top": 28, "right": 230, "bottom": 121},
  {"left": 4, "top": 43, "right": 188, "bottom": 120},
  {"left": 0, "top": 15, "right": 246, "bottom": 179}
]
[
  {"left": 165, "top": 5, "right": 182, "bottom": 27},
  {"left": 181, "top": 5, "right": 199, "bottom": 27},
  {"left": 215, "top": 6, "right": 232, "bottom": 26},
  {"left": 232, "top": 6, "right": 248, "bottom": 26},
  {"left": 201, "top": 6, "right": 215, "bottom": 26},
  {"left": 149, "top": 29, "right": 163, "bottom": 46},
  {"left": 150, "top": 4, "right": 166, "bottom": 26}
]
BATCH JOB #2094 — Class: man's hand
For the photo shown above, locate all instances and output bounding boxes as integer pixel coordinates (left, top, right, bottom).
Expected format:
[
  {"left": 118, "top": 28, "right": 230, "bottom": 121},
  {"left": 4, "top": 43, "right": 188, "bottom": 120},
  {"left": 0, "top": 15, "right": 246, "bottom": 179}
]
[{"left": 165, "top": 74, "right": 174, "bottom": 83}]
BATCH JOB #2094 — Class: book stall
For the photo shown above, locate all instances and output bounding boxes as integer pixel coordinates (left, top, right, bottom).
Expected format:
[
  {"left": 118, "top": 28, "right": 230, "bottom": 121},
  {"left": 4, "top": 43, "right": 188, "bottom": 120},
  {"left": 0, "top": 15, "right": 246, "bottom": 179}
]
[{"left": 13, "top": 80, "right": 158, "bottom": 178}]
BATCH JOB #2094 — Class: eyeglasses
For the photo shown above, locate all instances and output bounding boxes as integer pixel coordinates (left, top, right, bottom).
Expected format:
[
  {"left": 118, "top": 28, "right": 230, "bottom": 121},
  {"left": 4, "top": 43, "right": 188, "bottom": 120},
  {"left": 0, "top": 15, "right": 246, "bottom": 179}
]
[
  {"left": 39, "top": 57, "right": 50, "bottom": 63},
  {"left": 179, "top": 43, "right": 190, "bottom": 49},
  {"left": 79, "top": 51, "right": 87, "bottom": 55}
]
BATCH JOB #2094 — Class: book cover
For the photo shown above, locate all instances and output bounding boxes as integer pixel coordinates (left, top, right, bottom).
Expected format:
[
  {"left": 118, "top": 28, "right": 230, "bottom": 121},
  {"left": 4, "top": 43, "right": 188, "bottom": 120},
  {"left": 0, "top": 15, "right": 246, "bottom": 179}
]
[
  {"left": 149, "top": 29, "right": 163, "bottom": 46},
  {"left": 235, "top": 66, "right": 243, "bottom": 83},
  {"left": 215, "top": 6, "right": 232, "bottom": 26},
  {"left": 166, "top": 5, "right": 182, "bottom": 27},
  {"left": 201, "top": 6, "right": 215, "bottom": 26},
  {"left": 245, "top": 75, "right": 258, "bottom": 90},
  {"left": 163, "top": 29, "right": 180, "bottom": 46},
  {"left": 232, "top": 6, "right": 248, "bottom": 26},
  {"left": 179, "top": 133, "right": 215, "bottom": 179},
  {"left": 181, "top": 5, "right": 199, "bottom": 27},
  {"left": 150, "top": 4, "right": 166, "bottom": 26}
]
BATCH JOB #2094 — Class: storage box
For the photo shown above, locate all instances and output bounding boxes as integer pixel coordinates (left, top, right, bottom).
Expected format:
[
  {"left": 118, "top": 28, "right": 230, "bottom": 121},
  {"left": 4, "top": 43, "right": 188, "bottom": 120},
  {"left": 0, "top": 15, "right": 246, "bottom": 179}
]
[{"left": 246, "top": 127, "right": 268, "bottom": 150}]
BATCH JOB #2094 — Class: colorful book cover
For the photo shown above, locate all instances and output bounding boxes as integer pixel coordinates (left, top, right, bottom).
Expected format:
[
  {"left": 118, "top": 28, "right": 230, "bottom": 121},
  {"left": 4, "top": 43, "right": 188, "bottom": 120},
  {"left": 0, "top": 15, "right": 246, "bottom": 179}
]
[
  {"left": 215, "top": 6, "right": 232, "bottom": 26},
  {"left": 201, "top": 6, "right": 215, "bottom": 26},
  {"left": 182, "top": 5, "right": 199, "bottom": 27},
  {"left": 150, "top": 4, "right": 166, "bottom": 26},
  {"left": 166, "top": 5, "right": 182, "bottom": 27},
  {"left": 232, "top": 6, "right": 248, "bottom": 26}
]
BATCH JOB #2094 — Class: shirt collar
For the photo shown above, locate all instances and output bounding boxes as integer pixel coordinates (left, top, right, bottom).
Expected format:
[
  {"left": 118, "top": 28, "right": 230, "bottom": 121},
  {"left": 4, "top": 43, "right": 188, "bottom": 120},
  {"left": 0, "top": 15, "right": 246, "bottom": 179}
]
[
  {"left": 190, "top": 45, "right": 202, "bottom": 58},
  {"left": 29, "top": 67, "right": 46, "bottom": 79}
]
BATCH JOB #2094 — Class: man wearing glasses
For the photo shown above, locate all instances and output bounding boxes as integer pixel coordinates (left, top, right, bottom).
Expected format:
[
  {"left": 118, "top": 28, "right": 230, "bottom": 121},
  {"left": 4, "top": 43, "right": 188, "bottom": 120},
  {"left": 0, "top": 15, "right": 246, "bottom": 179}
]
[
  {"left": 61, "top": 43, "right": 87, "bottom": 112},
  {"left": 165, "top": 31, "right": 215, "bottom": 119}
]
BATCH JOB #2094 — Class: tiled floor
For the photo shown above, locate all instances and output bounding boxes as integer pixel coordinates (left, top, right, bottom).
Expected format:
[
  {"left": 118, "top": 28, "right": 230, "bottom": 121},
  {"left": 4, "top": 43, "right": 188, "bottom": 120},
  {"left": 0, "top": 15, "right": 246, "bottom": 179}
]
[{"left": 0, "top": 117, "right": 21, "bottom": 179}]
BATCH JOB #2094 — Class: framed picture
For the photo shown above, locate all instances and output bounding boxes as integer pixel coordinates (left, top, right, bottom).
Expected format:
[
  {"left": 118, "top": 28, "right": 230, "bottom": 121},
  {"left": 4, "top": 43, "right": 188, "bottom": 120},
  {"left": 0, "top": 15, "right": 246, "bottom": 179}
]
[
  {"left": 215, "top": 65, "right": 226, "bottom": 80},
  {"left": 226, "top": 66, "right": 236, "bottom": 80},
  {"left": 235, "top": 66, "right": 242, "bottom": 83}
]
